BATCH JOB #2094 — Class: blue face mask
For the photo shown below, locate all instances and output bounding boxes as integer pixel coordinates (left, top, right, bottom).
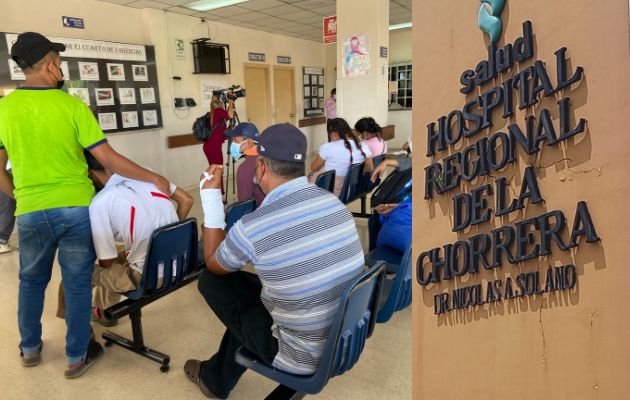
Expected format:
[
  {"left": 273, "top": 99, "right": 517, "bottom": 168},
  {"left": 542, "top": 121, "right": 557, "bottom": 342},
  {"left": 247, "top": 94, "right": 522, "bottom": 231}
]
[{"left": 230, "top": 141, "right": 244, "bottom": 160}]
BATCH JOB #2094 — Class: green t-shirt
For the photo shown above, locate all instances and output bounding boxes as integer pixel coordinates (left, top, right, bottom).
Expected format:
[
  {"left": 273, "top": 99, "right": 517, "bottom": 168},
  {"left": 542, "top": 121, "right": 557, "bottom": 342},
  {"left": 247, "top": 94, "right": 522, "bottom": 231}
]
[{"left": 0, "top": 88, "right": 106, "bottom": 216}]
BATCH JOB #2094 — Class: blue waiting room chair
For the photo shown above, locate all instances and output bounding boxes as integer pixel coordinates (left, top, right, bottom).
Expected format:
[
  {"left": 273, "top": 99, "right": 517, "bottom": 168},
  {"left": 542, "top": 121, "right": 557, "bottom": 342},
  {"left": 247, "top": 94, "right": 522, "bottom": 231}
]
[
  {"left": 367, "top": 244, "right": 413, "bottom": 323},
  {"left": 225, "top": 198, "right": 256, "bottom": 231},
  {"left": 103, "top": 218, "right": 199, "bottom": 372},
  {"left": 315, "top": 170, "right": 336, "bottom": 193},
  {"left": 235, "top": 261, "right": 386, "bottom": 399}
]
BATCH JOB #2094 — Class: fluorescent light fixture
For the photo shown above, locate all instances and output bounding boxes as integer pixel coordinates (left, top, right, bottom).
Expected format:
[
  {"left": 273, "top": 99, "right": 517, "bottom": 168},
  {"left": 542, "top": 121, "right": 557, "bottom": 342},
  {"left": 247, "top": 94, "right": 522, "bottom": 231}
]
[
  {"left": 184, "top": 0, "right": 249, "bottom": 12},
  {"left": 389, "top": 22, "right": 412, "bottom": 31}
]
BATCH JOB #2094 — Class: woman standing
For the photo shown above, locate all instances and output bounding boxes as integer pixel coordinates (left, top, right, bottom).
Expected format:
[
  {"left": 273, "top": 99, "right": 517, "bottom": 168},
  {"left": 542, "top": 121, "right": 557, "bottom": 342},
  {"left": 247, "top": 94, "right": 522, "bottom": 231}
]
[{"left": 203, "top": 94, "right": 234, "bottom": 194}]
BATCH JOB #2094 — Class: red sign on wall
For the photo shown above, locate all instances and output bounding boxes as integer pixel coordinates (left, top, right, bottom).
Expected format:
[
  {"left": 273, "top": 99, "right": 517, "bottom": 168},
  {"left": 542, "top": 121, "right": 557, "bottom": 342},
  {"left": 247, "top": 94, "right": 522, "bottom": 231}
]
[{"left": 323, "top": 16, "right": 337, "bottom": 44}]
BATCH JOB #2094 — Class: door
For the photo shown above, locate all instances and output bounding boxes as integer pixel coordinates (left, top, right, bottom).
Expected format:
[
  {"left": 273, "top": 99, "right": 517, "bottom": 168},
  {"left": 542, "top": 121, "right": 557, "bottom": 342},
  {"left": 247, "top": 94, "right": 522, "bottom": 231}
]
[
  {"left": 243, "top": 64, "right": 271, "bottom": 129},
  {"left": 273, "top": 66, "right": 296, "bottom": 124}
]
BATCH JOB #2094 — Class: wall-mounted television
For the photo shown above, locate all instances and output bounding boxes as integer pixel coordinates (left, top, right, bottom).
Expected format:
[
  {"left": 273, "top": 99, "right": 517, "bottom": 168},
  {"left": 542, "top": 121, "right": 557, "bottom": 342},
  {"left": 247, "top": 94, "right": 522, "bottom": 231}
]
[{"left": 192, "top": 40, "right": 230, "bottom": 74}]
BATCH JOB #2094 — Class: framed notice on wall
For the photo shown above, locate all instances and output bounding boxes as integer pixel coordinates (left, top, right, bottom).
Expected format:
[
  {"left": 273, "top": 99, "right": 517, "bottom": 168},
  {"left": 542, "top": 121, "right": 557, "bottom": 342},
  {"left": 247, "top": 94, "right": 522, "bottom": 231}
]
[
  {"left": 302, "top": 67, "right": 325, "bottom": 117},
  {"left": 0, "top": 33, "right": 163, "bottom": 134}
]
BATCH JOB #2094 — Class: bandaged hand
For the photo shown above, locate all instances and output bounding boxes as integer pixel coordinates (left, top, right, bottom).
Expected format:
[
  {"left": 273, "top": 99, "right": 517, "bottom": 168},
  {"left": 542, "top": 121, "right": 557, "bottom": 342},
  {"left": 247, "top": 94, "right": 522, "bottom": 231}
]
[{"left": 199, "top": 165, "right": 225, "bottom": 229}]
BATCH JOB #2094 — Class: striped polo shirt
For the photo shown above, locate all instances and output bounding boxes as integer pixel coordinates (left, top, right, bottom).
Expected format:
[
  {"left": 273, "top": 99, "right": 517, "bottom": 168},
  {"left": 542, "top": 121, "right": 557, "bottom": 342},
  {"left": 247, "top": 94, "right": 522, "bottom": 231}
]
[{"left": 216, "top": 177, "right": 364, "bottom": 374}]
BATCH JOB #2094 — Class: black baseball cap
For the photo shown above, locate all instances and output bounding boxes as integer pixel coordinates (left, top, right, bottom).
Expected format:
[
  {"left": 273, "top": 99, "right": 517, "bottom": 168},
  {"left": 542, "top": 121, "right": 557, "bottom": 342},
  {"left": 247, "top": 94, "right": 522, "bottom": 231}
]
[
  {"left": 257, "top": 123, "right": 307, "bottom": 163},
  {"left": 11, "top": 32, "right": 66, "bottom": 68},
  {"left": 225, "top": 122, "right": 260, "bottom": 140}
]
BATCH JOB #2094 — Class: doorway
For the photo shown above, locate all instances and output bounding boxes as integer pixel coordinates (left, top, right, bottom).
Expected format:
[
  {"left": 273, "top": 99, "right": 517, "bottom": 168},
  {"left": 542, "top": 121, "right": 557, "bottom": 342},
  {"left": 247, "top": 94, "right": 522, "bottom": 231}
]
[
  {"left": 243, "top": 64, "right": 271, "bottom": 129},
  {"left": 273, "top": 66, "right": 296, "bottom": 125}
]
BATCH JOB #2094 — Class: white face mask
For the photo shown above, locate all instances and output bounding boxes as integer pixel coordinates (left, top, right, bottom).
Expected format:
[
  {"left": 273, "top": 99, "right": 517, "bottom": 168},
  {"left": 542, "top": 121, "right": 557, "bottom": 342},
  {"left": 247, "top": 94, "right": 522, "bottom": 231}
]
[{"left": 333, "top": 95, "right": 336, "bottom": 100}]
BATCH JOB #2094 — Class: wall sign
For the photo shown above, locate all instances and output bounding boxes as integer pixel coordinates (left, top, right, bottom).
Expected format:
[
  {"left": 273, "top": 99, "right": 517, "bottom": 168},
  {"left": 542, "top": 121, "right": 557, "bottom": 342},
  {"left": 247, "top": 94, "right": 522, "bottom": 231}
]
[
  {"left": 277, "top": 56, "right": 291, "bottom": 64},
  {"left": 62, "top": 16, "right": 85, "bottom": 29},
  {"left": 248, "top": 52, "right": 265, "bottom": 62},
  {"left": 0, "top": 33, "right": 162, "bottom": 133},
  {"left": 417, "top": 21, "right": 598, "bottom": 315},
  {"left": 6, "top": 33, "right": 146, "bottom": 62},
  {"left": 343, "top": 34, "right": 370, "bottom": 77},
  {"left": 175, "top": 39, "right": 185, "bottom": 59},
  {"left": 323, "top": 15, "right": 337, "bottom": 44},
  {"left": 380, "top": 46, "right": 388, "bottom": 58}
]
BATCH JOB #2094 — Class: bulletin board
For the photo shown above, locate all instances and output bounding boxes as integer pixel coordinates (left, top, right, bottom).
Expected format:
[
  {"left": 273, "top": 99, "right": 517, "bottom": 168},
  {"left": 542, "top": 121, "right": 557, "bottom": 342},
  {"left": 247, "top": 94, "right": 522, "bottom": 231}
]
[
  {"left": 0, "top": 33, "right": 163, "bottom": 134},
  {"left": 302, "top": 67, "right": 325, "bottom": 117}
]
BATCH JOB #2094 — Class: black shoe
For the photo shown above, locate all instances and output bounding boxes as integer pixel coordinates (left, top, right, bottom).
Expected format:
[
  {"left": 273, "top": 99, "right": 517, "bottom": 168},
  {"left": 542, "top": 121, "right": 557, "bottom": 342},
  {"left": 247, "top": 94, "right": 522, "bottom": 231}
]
[{"left": 64, "top": 339, "right": 104, "bottom": 379}]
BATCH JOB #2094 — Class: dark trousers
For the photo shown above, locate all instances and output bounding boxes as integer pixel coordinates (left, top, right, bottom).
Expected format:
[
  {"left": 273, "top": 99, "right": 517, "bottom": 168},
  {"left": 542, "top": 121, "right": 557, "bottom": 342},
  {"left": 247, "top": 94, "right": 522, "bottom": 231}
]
[
  {"left": 198, "top": 269, "right": 278, "bottom": 399},
  {"left": 0, "top": 170, "right": 15, "bottom": 242},
  {"left": 368, "top": 213, "right": 382, "bottom": 252}
]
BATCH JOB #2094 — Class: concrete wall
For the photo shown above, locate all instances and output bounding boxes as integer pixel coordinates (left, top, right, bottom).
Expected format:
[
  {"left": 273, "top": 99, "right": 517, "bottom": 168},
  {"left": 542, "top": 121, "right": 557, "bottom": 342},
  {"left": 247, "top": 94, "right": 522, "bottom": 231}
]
[{"left": 412, "top": 1, "right": 630, "bottom": 399}]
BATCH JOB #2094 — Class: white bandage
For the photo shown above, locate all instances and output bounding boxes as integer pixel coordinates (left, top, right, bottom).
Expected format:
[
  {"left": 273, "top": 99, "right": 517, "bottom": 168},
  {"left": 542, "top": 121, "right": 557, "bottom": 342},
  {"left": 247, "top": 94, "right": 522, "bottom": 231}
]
[{"left": 200, "top": 189, "right": 225, "bottom": 229}]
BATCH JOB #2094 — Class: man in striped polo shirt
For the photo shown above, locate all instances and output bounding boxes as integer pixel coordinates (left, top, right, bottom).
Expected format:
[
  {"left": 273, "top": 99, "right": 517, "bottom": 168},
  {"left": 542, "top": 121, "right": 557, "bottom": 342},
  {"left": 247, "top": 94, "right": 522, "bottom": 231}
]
[{"left": 185, "top": 123, "right": 365, "bottom": 399}]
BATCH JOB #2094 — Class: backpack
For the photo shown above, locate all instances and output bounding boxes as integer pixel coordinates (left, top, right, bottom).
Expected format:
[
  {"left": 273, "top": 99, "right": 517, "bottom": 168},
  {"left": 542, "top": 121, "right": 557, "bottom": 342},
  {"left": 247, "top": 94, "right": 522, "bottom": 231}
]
[
  {"left": 192, "top": 113, "right": 222, "bottom": 142},
  {"left": 370, "top": 167, "right": 412, "bottom": 208}
]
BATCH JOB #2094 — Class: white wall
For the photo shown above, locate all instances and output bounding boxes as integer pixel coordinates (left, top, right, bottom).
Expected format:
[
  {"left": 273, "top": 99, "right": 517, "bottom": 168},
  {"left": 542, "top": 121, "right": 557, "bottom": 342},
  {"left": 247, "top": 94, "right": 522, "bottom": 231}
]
[{"left": 0, "top": 0, "right": 329, "bottom": 187}]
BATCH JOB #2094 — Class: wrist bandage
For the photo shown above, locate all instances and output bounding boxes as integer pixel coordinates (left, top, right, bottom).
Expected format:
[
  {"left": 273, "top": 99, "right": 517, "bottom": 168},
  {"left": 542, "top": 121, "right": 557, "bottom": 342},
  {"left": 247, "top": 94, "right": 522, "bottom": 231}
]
[{"left": 200, "top": 189, "right": 225, "bottom": 229}]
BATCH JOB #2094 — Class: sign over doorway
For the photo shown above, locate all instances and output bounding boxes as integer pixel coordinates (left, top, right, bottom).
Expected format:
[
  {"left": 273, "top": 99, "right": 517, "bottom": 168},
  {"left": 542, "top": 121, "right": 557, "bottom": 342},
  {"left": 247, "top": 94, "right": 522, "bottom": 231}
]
[{"left": 323, "top": 16, "right": 337, "bottom": 44}]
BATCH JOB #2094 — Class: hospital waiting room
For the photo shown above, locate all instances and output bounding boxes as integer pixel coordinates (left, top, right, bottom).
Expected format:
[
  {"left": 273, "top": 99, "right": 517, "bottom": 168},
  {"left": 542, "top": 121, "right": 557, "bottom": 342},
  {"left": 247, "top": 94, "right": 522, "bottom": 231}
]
[{"left": 0, "top": 0, "right": 412, "bottom": 399}]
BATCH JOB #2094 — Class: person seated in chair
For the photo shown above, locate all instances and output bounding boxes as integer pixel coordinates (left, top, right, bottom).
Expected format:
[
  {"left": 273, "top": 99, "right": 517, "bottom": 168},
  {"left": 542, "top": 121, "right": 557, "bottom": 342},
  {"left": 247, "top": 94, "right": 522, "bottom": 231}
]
[
  {"left": 225, "top": 122, "right": 265, "bottom": 207},
  {"left": 185, "top": 123, "right": 365, "bottom": 399},
  {"left": 309, "top": 118, "right": 373, "bottom": 197},
  {"left": 57, "top": 151, "right": 193, "bottom": 326}
]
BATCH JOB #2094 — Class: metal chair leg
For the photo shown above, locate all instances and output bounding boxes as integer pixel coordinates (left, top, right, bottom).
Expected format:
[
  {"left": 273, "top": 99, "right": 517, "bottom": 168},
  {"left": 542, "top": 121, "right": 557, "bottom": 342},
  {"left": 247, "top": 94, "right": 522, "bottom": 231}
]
[
  {"left": 264, "top": 385, "right": 306, "bottom": 400},
  {"left": 102, "top": 309, "right": 171, "bottom": 372}
]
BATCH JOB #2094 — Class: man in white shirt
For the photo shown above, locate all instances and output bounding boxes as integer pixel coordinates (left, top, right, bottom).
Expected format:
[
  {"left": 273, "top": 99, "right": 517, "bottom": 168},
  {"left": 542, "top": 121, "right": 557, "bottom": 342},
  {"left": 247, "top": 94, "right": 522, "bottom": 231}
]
[{"left": 57, "top": 151, "right": 193, "bottom": 326}]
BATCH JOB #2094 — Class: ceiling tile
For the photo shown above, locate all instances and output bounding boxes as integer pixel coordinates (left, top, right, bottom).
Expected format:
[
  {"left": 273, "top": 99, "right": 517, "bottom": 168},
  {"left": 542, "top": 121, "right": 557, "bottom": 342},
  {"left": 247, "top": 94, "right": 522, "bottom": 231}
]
[
  {"left": 166, "top": 6, "right": 200, "bottom": 15},
  {"left": 98, "top": 0, "right": 135, "bottom": 5},
  {"left": 126, "top": 0, "right": 171, "bottom": 9},
  {"left": 392, "top": 0, "right": 412, "bottom": 9},
  {"left": 257, "top": 4, "right": 303, "bottom": 15},
  {"left": 279, "top": 9, "right": 319, "bottom": 20},
  {"left": 229, "top": 12, "right": 269, "bottom": 22},
  {"left": 295, "top": 15, "right": 323, "bottom": 24},
  {"left": 239, "top": 0, "right": 285, "bottom": 11},
  {"left": 156, "top": 0, "right": 192, "bottom": 5},
  {"left": 206, "top": 5, "right": 250, "bottom": 17},
  {"left": 291, "top": 0, "right": 334, "bottom": 9},
  {"left": 310, "top": 5, "right": 335, "bottom": 15}
]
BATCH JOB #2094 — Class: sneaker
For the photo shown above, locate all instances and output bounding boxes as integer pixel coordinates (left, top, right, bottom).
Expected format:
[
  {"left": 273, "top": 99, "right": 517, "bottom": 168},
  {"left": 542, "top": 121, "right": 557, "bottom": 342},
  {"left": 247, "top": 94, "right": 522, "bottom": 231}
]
[
  {"left": 0, "top": 242, "right": 12, "bottom": 254},
  {"left": 64, "top": 339, "right": 104, "bottom": 379}
]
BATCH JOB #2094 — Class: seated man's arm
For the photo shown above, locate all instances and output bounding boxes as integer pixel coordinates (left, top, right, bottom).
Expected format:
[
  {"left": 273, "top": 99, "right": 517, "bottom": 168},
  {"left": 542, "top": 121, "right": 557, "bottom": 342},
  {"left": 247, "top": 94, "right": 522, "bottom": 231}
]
[
  {"left": 371, "top": 159, "right": 399, "bottom": 182},
  {"left": 170, "top": 187, "right": 194, "bottom": 220},
  {"left": 200, "top": 165, "right": 253, "bottom": 276},
  {"left": 0, "top": 149, "right": 14, "bottom": 198},
  {"left": 89, "top": 142, "right": 170, "bottom": 195},
  {"left": 89, "top": 200, "right": 120, "bottom": 269}
]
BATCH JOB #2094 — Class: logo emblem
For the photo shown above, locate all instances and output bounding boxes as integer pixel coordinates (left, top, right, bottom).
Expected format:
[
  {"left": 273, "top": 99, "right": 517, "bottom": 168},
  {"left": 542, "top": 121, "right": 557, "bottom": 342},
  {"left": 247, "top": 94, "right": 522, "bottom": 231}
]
[{"left": 478, "top": 0, "right": 505, "bottom": 44}]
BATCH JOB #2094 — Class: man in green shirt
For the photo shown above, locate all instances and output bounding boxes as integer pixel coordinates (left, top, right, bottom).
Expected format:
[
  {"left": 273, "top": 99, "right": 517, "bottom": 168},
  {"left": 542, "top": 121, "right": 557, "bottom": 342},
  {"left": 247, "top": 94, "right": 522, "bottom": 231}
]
[{"left": 0, "top": 32, "right": 171, "bottom": 379}]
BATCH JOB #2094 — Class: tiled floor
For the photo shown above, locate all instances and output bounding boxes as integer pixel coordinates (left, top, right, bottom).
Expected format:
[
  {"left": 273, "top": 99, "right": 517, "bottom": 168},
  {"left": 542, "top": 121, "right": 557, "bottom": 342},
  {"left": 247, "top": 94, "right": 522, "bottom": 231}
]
[{"left": 0, "top": 179, "right": 411, "bottom": 400}]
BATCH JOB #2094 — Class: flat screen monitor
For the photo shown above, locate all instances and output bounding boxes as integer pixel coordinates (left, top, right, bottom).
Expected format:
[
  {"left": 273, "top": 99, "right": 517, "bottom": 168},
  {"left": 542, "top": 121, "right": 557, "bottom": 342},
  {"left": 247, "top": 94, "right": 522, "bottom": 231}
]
[{"left": 194, "top": 43, "right": 227, "bottom": 74}]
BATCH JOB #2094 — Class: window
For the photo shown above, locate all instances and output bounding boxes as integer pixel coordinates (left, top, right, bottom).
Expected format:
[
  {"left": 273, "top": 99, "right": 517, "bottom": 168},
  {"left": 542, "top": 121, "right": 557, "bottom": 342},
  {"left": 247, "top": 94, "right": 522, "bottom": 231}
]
[{"left": 389, "top": 63, "right": 412, "bottom": 109}]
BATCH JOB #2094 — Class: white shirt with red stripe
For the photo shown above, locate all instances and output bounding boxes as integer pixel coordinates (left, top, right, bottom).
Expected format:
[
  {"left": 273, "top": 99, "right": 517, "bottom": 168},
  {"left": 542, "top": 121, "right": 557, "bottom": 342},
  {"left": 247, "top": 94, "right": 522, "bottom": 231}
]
[{"left": 89, "top": 174, "right": 178, "bottom": 277}]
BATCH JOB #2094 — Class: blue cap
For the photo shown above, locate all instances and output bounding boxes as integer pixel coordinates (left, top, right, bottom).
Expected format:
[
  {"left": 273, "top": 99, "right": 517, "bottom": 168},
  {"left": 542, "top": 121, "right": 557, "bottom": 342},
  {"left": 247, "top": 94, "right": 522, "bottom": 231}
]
[
  {"left": 225, "top": 122, "right": 260, "bottom": 140},
  {"left": 257, "top": 123, "right": 307, "bottom": 163}
]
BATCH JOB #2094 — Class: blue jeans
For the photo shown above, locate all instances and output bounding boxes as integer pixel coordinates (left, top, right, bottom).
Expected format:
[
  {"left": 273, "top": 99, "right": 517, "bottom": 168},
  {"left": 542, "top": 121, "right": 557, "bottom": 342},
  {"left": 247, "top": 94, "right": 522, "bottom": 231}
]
[{"left": 17, "top": 207, "right": 95, "bottom": 365}]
